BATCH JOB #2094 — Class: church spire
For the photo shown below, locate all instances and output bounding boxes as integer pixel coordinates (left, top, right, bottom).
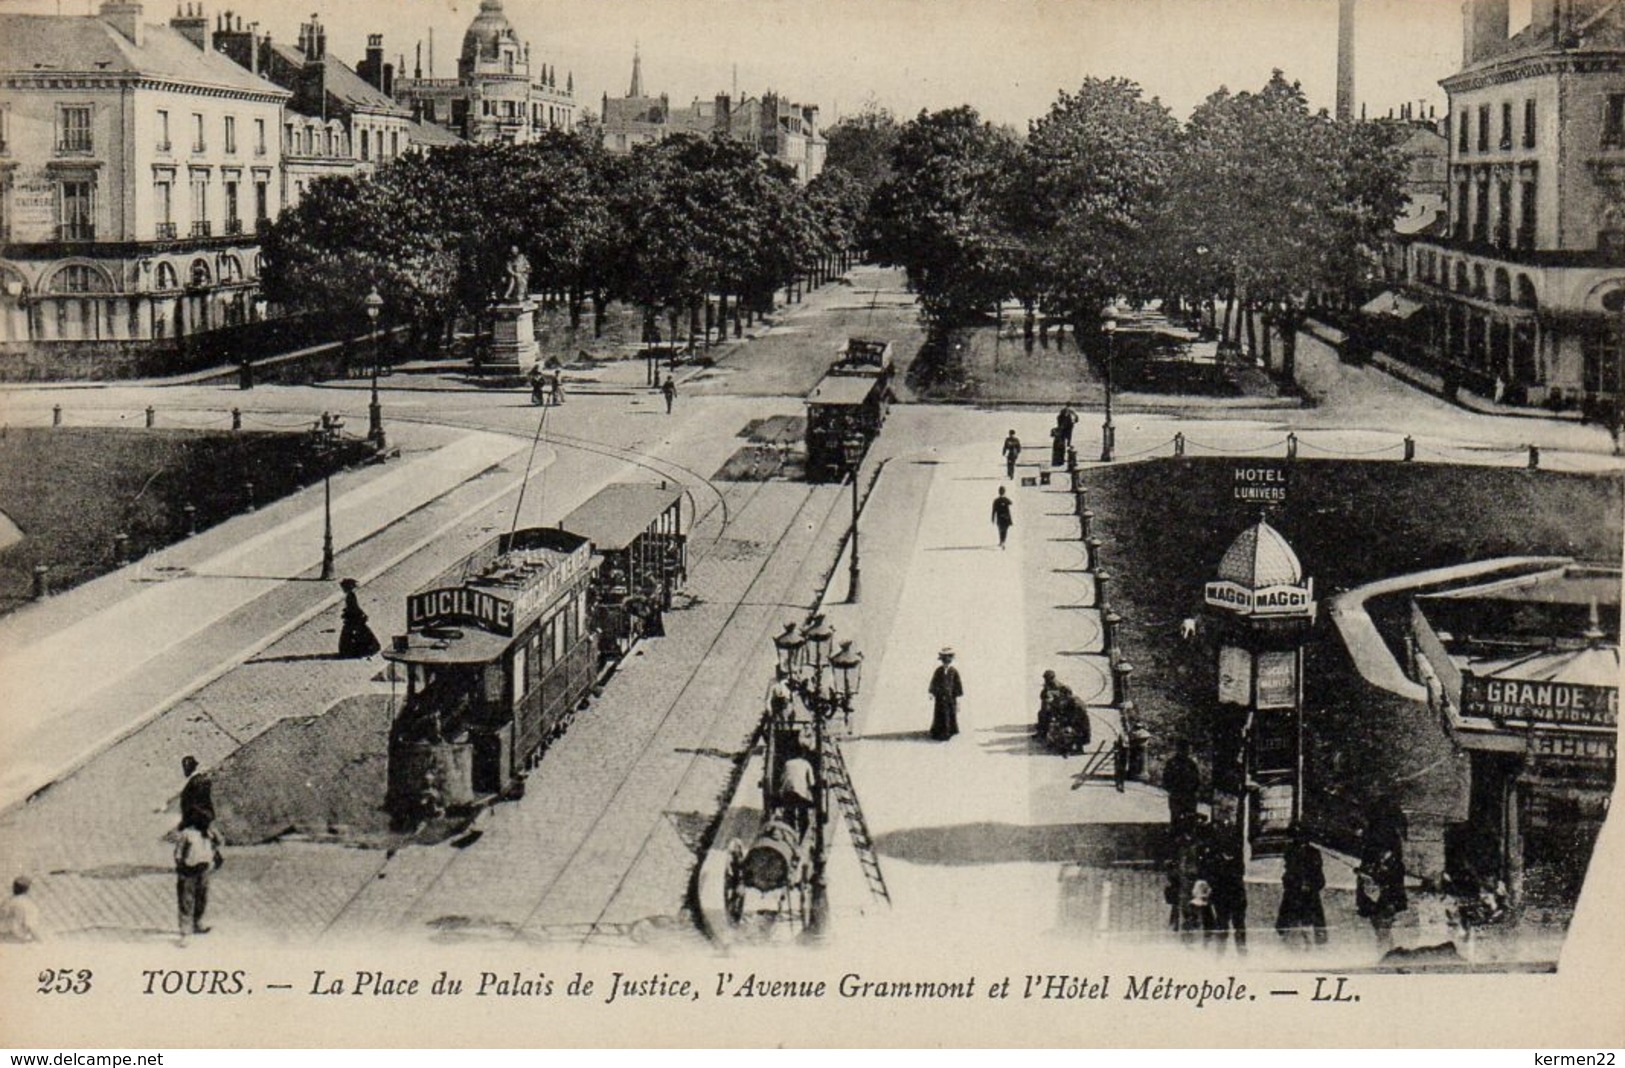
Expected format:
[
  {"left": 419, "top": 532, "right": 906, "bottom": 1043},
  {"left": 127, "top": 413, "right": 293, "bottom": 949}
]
[{"left": 628, "top": 44, "right": 643, "bottom": 98}]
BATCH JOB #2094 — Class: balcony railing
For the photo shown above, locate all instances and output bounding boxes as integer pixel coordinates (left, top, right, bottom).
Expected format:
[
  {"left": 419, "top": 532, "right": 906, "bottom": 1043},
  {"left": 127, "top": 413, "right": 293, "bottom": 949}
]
[
  {"left": 225, "top": 218, "right": 243, "bottom": 235},
  {"left": 156, "top": 139, "right": 172, "bottom": 153},
  {"left": 57, "top": 137, "right": 93, "bottom": 154},
  {"left": 255, "top": 217, "right": 273, "bottom": 234},
  {"left": 155, "top": 222, "right": 178, "bottom": 240},
  {"left": 57, "top": 222, "right": 95, "bottom": 241},
  {"left": 190, "top": 220, "right": 212, "bottom": 237}
]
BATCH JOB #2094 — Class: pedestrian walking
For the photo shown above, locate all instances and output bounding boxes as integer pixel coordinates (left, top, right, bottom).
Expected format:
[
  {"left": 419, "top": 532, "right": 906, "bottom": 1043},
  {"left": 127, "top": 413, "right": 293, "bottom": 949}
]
[
  {"left": 337, "top": 578, "right": 380, "bottom": 659},
  {"left": 173, "top": 815, "right": 222, "bottom": 939},
  {"left": 1058, "top": 403, "right": 1078, "bottom": 447},
  {"left": 990, "top": 486, "right": 1014, "bottom": 549},
  {"left": 927, "top": 647, "right": 963, "bottom": 741},
  {"left": 1276, "top": 821, "right": 1328, "bottom": 947},
  {"left": 0, "top": 876, "right": 41, "bottom": 943},
  {"left": 1036, "top": 670, "right": 1067, "bottom": 739},
  {"left": 179, "top": 755, "right": 214, "bottom": 829},
  {"left": 662, "top": 374, "right": 677, "bottom": 414},
  {"left": 550, "top": 368, "right": 566, "bottom": 405},
  {"left": 1050, "top": 425, "right": 1066, "bottom": 467},
  {"left": 1163, "top": 738, "right": 1201, "bottom": 829},
  {"left": 1204, "top": 837, "right": 1248, "bottom": 954},
  {"left": 1357, "top": 844, "right": 1409, "bottom": 952},
  {"left": 1001, "top": 430, "right": 1022, "bottom": 479}
]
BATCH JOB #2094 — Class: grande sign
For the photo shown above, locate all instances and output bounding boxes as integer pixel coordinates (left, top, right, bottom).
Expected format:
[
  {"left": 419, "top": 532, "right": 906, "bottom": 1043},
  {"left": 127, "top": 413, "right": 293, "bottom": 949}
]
[
  {"left": 1203, "top": 578, "right": 1316, "bottom": 618},
  {"left": 1461, "top": 676, "right": 1619, "bottom": 729}
]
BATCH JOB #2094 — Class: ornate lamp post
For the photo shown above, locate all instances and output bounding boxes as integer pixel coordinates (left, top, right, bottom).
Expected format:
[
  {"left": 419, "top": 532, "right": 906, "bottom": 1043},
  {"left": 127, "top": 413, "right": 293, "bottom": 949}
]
[
  {"left": 1100, "top": 310, "right": 1118, "bottom": 462},
  {"left": 364, "top": 287, "right": 385, "bottom": 448},
  {"left": 843, "top": 435, "right": 865, "bottom": 603}
]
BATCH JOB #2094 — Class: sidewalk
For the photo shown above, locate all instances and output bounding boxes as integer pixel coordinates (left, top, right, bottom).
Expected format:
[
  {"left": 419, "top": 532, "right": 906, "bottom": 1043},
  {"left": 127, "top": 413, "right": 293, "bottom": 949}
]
[{"left": 0, "top": 423, "right": 529, "bottom": 812}]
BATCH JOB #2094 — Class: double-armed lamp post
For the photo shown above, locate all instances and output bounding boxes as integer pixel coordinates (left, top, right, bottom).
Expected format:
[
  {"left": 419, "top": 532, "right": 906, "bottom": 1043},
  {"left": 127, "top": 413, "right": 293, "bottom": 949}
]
[{"left": 843, "top": 436, "right": 865, "bottom": 603}]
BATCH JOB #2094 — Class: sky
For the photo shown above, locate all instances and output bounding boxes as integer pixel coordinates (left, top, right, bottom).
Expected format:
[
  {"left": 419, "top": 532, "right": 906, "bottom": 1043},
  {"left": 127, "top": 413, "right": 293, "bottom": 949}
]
[{"left": 3, "top": 0, "right": 1536, "bottom": 128}]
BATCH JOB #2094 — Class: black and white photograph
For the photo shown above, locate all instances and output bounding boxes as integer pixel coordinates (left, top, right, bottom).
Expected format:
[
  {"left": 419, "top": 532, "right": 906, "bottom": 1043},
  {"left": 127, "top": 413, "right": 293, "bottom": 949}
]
[{"left": 0, "top": 0, "right": 1620, "bottom": 1050}]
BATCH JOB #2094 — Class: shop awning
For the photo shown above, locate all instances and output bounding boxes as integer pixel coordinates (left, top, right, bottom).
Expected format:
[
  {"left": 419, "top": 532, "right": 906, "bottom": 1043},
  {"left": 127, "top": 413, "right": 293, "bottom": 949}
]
[{"left": 1360, "top": 291, "right": 1426, "bottom": 319}]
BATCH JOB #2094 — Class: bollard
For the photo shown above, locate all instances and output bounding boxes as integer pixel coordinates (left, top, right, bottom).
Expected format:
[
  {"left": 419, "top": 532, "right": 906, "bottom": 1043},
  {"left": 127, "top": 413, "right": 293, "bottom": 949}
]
[
  {"left": 1528, "top": 444, "right": 1540, "bottom": 470},
  {"left": 1073, "top": 484, "right": 1088, "bottom": 516},
  {"left": 1403, "top": 435, "right": 1415, "bottom": 462},
  {"left": 1080, "top": 509, "right": 1094, "bottom": 540},
  {"left": 1102, "top": 610, "right": 1121, "bottom": 658},
  {"left": 1174, "top": 432, "right": 1185, "bottom": 457},
  {"left": 1115, "top": 660, "right": 1134, "bottom": 706},
  {"left": 232, "top": 407, "right": 242, "bottom": 431},
  {"left": 114, "top": 532, "right": 130, "bottom": 566},
  {"left": 244, "top": 481, "right": 255, "bottom": 512},
  {"left": 183, "top": 503, "right": 197, "bottom": 536},
  {"left": 1070, "top": 466, "right": 1084, "bottom": 495},
  {"left": 1066, "top": 445, "right": 1077, "bottom": 473},
  {"left": 52, "top": 404, "right": 62, "bottom": 427},
  {"left": 145, "top": 406, "right": 155, "bottom": 428},
  {"left": 1286, "top": 432, "right": 1298, "bottom": 459},
  {"left": 1085, "top": 536, "right": 1103, "bottom": 572},
  {"left": 31, "top": 564, "right": 50, "bottom": 600},
  {"left": 1095, "top": 569, "right": 1112, "bottom": 611}
]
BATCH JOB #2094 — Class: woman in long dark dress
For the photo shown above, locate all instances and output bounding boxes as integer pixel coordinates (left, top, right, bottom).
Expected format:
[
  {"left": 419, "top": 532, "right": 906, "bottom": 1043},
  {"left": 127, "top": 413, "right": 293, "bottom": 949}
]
[
  {"left": 928, "top": 648, "right": 963, "bottom": 740},
  {"left": 1277, "top": 822, "right": 1329, "bottom": 946},
  {"left": 337, "top": 578, "right": 381, "bottom": 658}
]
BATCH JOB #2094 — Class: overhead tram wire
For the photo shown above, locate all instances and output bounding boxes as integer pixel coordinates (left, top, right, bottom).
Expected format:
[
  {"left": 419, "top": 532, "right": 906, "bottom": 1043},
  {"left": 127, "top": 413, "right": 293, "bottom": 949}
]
[{"left": 508, "top": 395, "right": 551, "bottom": 541}]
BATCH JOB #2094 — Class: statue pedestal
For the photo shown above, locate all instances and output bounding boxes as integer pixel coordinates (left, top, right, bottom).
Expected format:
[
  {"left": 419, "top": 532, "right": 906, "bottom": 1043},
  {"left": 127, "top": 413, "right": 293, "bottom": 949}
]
[{"left": 488, "top": 299, "right": 538, "bottom": 373}]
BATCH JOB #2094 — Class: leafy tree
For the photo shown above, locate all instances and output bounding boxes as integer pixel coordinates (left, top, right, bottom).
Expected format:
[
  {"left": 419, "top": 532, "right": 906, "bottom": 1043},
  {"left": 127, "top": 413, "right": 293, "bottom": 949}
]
[
  {"left": 864, "top": 106, "right": 1021, "bottom": 328},
  {"left": 824, "top": 102, "right": 901, "bottom": 197},
  {"left": 1023, "top": 77, "right": 1181, "bottom": 335}
]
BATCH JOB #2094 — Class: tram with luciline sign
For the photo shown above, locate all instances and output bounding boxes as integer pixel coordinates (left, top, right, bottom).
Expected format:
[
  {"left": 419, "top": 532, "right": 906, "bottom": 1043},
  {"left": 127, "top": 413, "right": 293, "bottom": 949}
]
[
  {"left": 383, "top": 527, "right": 598, "bottom": 825},
  {"left": 558, "top": 483, "right": 686, "bottom": 664},
  {"left": 804, "top": 337, "right": 893, "bottom": 482}
]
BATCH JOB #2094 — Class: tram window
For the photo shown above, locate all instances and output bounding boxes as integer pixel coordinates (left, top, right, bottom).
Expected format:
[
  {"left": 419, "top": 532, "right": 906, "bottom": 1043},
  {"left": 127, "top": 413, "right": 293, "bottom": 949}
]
[
  {"left": 483, "top": 664, "right": 505, "bottom": 706},
  {"left": 527, "top": 633, "right": 542, "bottom": 688},
  {"left": 552, "top": 617, "right": 566, "bottom": 664},
  {"left": 511, "top": 644, "right": 528, "bottom": 707},
  {"left": 563, "top": 600, "right": 577, "bottom": 647},
  {"left": 576, "top": 592, "right": 588, "bottom": 639},
  {"left": 540, "top": 620, "right": 556, "bottom": 670}
]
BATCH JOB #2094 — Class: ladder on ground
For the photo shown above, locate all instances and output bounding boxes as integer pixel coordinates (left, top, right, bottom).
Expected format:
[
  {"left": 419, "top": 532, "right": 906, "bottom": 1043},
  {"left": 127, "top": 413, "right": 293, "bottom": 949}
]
[{"left": 821, "top": 738, "right": 891, "bottom": 905}]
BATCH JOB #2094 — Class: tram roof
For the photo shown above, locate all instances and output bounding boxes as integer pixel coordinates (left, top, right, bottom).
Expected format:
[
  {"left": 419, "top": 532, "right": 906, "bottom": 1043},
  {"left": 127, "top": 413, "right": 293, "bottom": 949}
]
[
  {"left": 806, "top": 373, "right": 880, "bottom": 406},
  {"left": 383, "top": 626, "right": 510, "bottom": 666},
  {"left": 559, "top": 483, "right": 684, "bottom": 551}
]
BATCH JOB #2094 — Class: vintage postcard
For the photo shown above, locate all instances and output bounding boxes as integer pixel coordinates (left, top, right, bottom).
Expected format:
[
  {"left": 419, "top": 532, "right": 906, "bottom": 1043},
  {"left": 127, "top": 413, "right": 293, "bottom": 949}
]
[{"left": 0, "top": 0, "right": 1621, "bottom": 1049}]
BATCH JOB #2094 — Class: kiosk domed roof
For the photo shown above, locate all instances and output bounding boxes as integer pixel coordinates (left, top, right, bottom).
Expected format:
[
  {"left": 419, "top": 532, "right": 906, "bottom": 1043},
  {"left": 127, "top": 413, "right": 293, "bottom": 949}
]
[
  {"left": 461, "top": 0, "right": 517, "bottom": 64},
  {"left": 1217, "top": 517, "right": 1304, "bottom": 590}
]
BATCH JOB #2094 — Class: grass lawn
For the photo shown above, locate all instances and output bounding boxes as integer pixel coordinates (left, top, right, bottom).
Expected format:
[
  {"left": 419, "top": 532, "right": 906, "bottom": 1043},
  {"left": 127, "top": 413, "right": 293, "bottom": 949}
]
[
  {"left": 1081, "top": 458, "right": 1622, "bottom": 852},
  {"left": 0, "top": 427, "right": 373, "bottom": 613}
]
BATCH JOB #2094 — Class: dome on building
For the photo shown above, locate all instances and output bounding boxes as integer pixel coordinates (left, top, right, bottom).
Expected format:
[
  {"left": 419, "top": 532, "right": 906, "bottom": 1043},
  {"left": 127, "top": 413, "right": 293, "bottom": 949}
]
[
  {"left": 461, "top": 0, "right": 518, "bottom": 65},
  {"left": 1216, "top": 517, "right": 1304, "bottom": 590}
]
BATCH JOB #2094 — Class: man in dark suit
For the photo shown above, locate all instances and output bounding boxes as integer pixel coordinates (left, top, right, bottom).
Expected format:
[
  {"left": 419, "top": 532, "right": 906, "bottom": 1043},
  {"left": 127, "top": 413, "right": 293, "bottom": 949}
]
[{"left": 179, "top": 755, "right": 214, "bottom": 829}]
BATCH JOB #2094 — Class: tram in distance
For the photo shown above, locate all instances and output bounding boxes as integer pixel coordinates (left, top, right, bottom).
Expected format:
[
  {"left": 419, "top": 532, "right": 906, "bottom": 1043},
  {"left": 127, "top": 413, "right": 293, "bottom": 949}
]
[
  {"left": 804, "top": 337, "right": 894, "bottom": 482},
  {"left": 382, "top": 483, "right": 687, "bottom": 824}
]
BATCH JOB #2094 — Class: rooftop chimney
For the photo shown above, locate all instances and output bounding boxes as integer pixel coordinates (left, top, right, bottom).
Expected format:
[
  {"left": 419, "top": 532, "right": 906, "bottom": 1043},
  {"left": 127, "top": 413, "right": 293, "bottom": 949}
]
[
  {"left": 1463, "top": 0, "right": 1509, "bottom": 67},
  {"left": 99, "top": 1, "right": 144, "bottom": 47},
  {"left": 170, "top": 2, "right": 209, "bottom": 51}
]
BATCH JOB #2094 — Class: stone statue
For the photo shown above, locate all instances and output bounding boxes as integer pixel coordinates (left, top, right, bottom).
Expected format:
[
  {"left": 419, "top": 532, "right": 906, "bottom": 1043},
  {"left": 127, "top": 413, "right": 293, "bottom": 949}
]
[{"left": 501, "top": 246, "right": 530, "bottom": 302}]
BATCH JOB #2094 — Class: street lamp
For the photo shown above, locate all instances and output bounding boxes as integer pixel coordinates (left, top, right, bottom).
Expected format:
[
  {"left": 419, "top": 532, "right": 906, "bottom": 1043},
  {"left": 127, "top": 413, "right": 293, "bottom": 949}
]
[
  {"left": 1100, "top": 312, "right": 1118, "bottom": 462},
  {"left": 315, "top": 414, "right": 337, "bottom": 581},
  {"left": 364, "top": 287, "right": 385, "bottom": 448},
  {"left": 829, "top": 638, "right": 864, "bottom": 733},
  {"left": 803, "top": 613, "right": 835, "bottom": 691},
  {"left": 843, "top": 435, "right": 865, "bottom": 603},
  {"left": 773, "top": 621, "right": 807, "bottom": 681}
]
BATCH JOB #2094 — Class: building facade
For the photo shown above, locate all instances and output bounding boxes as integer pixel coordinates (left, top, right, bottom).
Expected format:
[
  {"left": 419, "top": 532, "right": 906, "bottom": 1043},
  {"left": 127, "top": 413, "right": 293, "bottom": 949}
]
[
  {"left": 0, "top": 2, "right": 289, "bottom": 377},
  {"left": 214, "top": 13, "right": 419, "bottom": 209},
  {"left": 1400, "top": 0, "right": 1625, "bottom": 414},
  {"left": 392, "top": 0, "right": 576, "bottom": 146},
  {"left": 601, "top": 53, "right": 826, "bottom": 183}
]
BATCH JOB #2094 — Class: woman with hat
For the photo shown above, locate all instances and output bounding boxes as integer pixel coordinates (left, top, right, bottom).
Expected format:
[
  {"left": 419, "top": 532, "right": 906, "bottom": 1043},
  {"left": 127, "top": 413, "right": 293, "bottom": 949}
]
[
  {"left": 337, "top": 578, "right": 381, "bottom": 659},
  {"left": 928, "top": 648, "right": 963, "bottom": 741}
]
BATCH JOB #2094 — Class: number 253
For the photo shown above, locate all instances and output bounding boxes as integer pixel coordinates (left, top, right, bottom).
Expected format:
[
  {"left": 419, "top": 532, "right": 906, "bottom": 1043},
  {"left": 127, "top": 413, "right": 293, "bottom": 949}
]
[{"left": 37, "top": 969, "right": 93, "bottom": 995}]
